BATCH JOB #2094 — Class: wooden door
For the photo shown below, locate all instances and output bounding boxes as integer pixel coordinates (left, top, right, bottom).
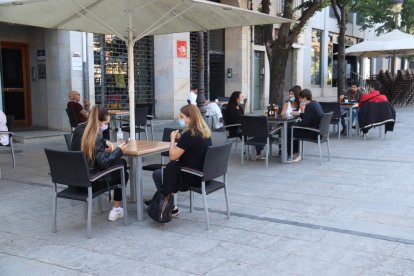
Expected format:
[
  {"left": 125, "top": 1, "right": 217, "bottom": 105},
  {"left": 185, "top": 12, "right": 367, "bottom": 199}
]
[{"left": 1, "top": 42, "right": 31, "bottom": 127}]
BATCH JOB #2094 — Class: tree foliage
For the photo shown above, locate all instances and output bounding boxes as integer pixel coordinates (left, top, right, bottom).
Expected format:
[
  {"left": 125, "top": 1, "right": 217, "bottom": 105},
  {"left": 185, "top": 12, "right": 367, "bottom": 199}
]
[
  {"left": 356, "top": 0, "right": 414, "bottom": 34},
  {"left": 261, "top": 0, "right": 329, "bottom": 108}
]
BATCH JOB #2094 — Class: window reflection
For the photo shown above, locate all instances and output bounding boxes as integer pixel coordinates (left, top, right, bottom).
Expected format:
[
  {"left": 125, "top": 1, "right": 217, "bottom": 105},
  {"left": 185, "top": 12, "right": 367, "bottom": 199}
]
[{"left": 311, "top": 29, "right": 322, "bottom": 86}]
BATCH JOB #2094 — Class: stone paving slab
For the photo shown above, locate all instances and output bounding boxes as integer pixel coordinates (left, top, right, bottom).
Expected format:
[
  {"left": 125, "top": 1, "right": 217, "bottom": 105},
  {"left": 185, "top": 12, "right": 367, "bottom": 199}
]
[{"left": 1, "top": 108, "right": 414, "bottom": 275}]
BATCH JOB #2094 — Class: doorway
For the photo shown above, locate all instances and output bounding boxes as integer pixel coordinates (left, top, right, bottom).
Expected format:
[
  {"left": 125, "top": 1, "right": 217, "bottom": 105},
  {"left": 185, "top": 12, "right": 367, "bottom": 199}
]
[
  {"left": 253, "top": 51, "right": 264, "bottom": 110},
  {"left": 209, "top": 53, "right": 224, "bottom": 101},
  {"left": 1, "top": 42, "right": 31, "bottom": 127}
]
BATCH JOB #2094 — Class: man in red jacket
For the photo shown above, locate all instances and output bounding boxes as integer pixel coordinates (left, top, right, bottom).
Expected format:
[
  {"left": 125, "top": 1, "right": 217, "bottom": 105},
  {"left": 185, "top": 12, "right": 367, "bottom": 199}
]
[{"left": 359, "top": 81, "right": 388, "bottom": 108}]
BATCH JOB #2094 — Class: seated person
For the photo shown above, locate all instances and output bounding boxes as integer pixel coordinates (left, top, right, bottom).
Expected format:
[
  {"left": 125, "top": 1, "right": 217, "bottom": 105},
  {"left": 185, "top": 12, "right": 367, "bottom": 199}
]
[
  {"left": 188, "top": 86, "right": 224, "bottom": 131},
  {"left": 80, "top": 105, "right": 129, "bottom": 221},
  {"left": 290, "top": 89, "right": 324, "bottom": 162},
  {"left": 0, "top": 110, "right": 9, "bottom": 146},
  {"left": 339, "top": 81, "right": 364, "bottom": 135},
  {"left": 359, "top": 81, "right": 388, "bottom": 108},
  {"left": 224, "top": 91, "right": 265, "bottom": 160},
  {"left": 205, "top": 100, "right": 224, "bottom": 131},
  {"left": 281, "top": 85, "right": 301, "bottom": 116},
  {"left": 67, "top": 90, "right": 90, "bottom": 124},
  {"left": 147, "top": 104, "right": 212, "bottom": 216}
]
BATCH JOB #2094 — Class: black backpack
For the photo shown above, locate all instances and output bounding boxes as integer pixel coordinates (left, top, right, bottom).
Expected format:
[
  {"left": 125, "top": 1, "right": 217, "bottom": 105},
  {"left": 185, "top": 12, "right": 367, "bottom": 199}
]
[{"left": 147, "top": 191, "right": 174, "bottom": 223}]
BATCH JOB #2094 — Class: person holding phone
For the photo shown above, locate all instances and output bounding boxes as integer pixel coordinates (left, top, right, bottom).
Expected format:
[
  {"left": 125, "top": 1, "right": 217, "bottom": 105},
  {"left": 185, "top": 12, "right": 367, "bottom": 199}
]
[
  {"left": 81, "top": 105, "right": 129, "bottom": 221},
  {"left": 147, "top": 104, "right": 212, "bottom": 216}
]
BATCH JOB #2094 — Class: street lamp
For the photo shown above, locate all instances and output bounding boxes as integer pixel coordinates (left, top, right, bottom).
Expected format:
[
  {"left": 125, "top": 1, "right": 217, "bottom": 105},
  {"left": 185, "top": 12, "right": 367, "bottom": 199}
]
[{"left": 391, "top": 0, "right": 404, "bottom": 29}]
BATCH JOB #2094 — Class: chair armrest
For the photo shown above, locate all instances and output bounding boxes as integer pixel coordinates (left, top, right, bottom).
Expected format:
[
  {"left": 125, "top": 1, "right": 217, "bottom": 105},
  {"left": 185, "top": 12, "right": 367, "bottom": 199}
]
[
  {"left": 146, "top": 115, "right": 154, "bottom": 119},
  {"left": 224, "top": 123, "right": 241, "bottom": 129},
  {"left": 291, "top": 126, "right": 320, "bottom": 133},
  {"left": 0, "top": 131, "right": 14, "bottom": 135},
  {"left": 181, "top": 166, "right": 203, "bottom": 177},
  {"left": 89, "top": 164, "right": 124, "bottom": 182},
  {"left": 269, "top": 126, "right": 282, "bottom": 135}
]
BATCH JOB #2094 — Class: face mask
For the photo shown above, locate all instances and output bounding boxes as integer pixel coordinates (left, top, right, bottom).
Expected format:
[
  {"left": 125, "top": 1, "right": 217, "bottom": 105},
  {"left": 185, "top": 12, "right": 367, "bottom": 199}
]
[
  {"left": 100, "top": 123, "right": 108, "bottom": 132},
  {"left": 178, "top": 118, "right": 187, "bottom": 128},
  {"left": 289, "top": 97, "right": 295, "bottom": 102}
]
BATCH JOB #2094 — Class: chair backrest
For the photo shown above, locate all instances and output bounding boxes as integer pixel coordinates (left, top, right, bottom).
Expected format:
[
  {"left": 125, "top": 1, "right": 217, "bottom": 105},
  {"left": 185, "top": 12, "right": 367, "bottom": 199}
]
[
  {"left": 202, "top": 141, "right": 233, "bottom": 181},
  {"left": 162, "top": 128, "right": 177, "bottom": 142},
  {"left": 319, "top": 102, "right": 341, "bottom": 121},
  {"left": 134, "top": 107, "right": 148, "bottom": 126},
  {"left": 65, "top": 109, "right": 78, "bottom": 128},
  {"left": 240, "top": 115, "right": 269, "bottom": 138},
  {"left": 6, "top": 115, "right": 14, "bottom": 131},
  {"left": 44, "top": 148, "right": 91, "bottom": 187},
  {"left": 319, "top": 112, "right": 334, "bottom": 138},
  {"left": 136, "top": 103, "right": 153, "bottom": 116},
  {"left": 63, "top": 134, "right": 72, "bottom": 151}
]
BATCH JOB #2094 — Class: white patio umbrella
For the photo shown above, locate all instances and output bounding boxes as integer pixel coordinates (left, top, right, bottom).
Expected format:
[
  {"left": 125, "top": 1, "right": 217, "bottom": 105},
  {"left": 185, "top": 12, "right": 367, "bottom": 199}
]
[
  {"left": 345, "top": 29, "right": 414, "bottom": 58},
  {"left": 0, "top": 0, "right": 292, "bottom": 139}
]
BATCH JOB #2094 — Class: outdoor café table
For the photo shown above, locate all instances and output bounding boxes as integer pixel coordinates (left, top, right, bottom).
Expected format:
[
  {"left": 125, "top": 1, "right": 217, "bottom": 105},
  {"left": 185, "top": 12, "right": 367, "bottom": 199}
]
[
  {"left": 340, "top": 103, "right": 359, "bottom": 138},
  {"left": 267, "top": 115, "right": 300, "bottom": 163},
  {"left": 108, "top": 110, "right": 130, "bottom": 141},
  {"left": 120, "top": 140, "right": 170, "bottom": 221}
]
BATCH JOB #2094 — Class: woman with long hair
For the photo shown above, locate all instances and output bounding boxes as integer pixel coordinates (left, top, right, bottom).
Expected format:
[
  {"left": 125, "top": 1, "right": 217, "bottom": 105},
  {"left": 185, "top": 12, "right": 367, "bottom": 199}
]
[
  {"left": 147, "top": 104, "right": 212, "bottom": 216},
  {"left": 81, "top": 105, "right": 128, "bottom": 221},
  {"left": 223, "top": 91, "right": 264, "bottom": 160},
  {"left": 281, "top": 85, "right": 301, "bottom": 116}
]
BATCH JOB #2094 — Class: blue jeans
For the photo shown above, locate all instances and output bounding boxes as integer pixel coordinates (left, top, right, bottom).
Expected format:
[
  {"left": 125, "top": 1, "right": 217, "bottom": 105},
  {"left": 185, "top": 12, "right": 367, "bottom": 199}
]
[{"left": 341, "top": 108, "right": 357, "bottom": 129}]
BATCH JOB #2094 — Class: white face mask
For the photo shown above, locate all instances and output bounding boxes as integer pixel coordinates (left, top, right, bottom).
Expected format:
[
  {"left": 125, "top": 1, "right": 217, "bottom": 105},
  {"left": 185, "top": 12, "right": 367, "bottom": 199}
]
[
  {"left": 100, "top": 123, "right": 109, "bottom": 132},
  {"left": 178, "top": 118, "right": 187, "bottom": 128}
]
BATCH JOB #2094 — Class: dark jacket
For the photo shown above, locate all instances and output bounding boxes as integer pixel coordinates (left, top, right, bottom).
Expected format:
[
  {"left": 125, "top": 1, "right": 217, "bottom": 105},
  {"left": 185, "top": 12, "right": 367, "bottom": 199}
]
[
  {"left": 223, "top": 104, "right": 244, "bottom": 138},
  {"left": 88, "top": 134, "right": 124, "bottom": 175},
  {"left": 358, "top": 101, "right": 396, "bottom": 134},
  {"left": 299, "top": 101, "right": 324, "bottom": 129}
]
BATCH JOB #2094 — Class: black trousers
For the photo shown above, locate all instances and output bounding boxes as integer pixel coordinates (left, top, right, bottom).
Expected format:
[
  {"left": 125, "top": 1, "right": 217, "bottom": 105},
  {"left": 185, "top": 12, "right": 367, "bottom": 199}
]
[{"left": 92, "top": 158, "right": 129, "bottom": 201}]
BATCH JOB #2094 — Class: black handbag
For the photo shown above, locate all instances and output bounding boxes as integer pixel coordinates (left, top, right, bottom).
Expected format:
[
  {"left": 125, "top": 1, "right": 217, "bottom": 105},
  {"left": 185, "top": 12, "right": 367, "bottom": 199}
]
[{"left": 147, "top": 191, "right": 174, "bottom": 223}]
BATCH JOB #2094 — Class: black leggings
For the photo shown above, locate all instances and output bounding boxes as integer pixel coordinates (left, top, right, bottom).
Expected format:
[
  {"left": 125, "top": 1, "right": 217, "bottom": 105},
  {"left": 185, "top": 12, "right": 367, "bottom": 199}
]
[{"left": 92, "top": 159, "right": 129, "bottom": 201}]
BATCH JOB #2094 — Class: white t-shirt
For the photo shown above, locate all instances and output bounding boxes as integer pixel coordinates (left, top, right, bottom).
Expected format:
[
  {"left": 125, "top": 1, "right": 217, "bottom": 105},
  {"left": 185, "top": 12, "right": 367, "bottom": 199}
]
[
  {"left": 188, "top": 91, "right": 197, "bottom": 105},
  {"left": 0, "top": 111, "right": 9, "bottom": 146},
  {"left": 286, "top": 102, "right": 294, "bottom": 116}
]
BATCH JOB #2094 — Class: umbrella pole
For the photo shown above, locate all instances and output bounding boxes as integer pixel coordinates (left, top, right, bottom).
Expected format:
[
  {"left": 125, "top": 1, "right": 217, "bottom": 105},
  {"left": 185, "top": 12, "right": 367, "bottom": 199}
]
[
  {"left": 128, "top": 10, "right": 136, "bottom": 140},
  {"left": 391, "top": 53, "right": 396, "bottom": 77}
]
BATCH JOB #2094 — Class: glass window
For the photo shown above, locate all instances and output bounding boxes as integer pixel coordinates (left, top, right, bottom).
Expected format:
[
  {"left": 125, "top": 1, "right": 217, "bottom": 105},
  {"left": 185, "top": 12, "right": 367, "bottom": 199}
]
[{"left": 311, "top": 29, "right": 322, "bottom": 86}]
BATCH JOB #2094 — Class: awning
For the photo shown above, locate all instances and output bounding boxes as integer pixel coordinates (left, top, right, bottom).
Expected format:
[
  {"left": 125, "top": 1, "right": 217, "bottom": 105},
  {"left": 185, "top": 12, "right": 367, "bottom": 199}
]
[{"left": 0, "top": 0, "right": 293, "bottom": 138}]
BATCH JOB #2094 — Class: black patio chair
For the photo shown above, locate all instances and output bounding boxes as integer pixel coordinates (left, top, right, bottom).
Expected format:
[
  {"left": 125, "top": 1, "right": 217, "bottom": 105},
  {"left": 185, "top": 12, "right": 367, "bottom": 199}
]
[
  {"left": 320, "top": 102, "right": 342, "bottom": 139},
  {"left": 65, "top": 109, "right": 78, "bottom": 133},
  {"left": 121, "top": 107, "right": 148, "bottom": 140},
  {"left": 240, "top": 115, "right": 281, "bottom": 168},
  {"left": 142, "top": 127, "right": 176, "bottom": 172},
  {"left": 0, "top": 115, "right": 16, "bottom": 168},
  {"left": 136, "top": 103, "right": 155, "bottom": 141},
  {"left": 181, "top": 141, "right": 233, "bottom": 230},
  {"left": 63, "top": 134, "right": 72, "bottom": 151},
  {"left": 291, "top": 112, "right": 333, "bottom": 165},
  {"left": 44, "top": 148, "right": 128, "bottom": 239}
]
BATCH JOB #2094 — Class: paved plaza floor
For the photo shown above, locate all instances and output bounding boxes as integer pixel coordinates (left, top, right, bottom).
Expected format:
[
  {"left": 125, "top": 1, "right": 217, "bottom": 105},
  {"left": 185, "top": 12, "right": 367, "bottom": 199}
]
[{"left": 1, "top": 107, "right": 414, "bottom": 275}]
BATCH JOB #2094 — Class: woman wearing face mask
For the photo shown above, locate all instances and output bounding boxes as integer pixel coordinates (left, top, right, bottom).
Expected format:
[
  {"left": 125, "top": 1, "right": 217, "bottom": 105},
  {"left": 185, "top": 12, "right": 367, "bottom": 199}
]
[
  {"left": 281, "top": 85, "right": 301, "bottom": 116},
  {"left": 81, "top": 105, "right": 129, "bottom": 221},
  {"left": 147, "top": 104, "right": 212, "bottom": 216}
]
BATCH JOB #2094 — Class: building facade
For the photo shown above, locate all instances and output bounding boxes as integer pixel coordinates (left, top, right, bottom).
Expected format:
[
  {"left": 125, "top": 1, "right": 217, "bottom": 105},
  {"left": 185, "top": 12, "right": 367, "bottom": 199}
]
[{"left": 0, "top": 0, "right": 407, "bottom": 131}]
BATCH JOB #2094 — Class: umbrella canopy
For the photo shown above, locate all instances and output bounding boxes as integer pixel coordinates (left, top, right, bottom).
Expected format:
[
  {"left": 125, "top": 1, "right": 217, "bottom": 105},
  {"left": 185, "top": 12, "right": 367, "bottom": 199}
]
[
  {"left": 0, "top": 0, "right": 292, "bottom": 138},
  {"left": 345, "top": 29, "right": 414, "bottom": 58}
]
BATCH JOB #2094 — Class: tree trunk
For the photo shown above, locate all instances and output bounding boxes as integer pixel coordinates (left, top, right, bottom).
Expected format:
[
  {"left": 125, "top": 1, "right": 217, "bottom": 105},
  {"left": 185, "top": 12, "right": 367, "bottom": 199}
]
[
  {"left": 337, "top": 23, "right": 347, "bottom": 98},
  {"left": 196, "top": 31, "right": 206, "bottom": 117},
  {"left": 269, "top": 39, "right": 291, "bottom": 108}
]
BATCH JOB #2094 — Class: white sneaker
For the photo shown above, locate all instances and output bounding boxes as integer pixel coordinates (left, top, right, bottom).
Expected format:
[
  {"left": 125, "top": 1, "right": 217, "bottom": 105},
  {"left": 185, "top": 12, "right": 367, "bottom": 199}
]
[
  {"left": 108, "top": 208, "right": 124, "bottom": 221},
  {"left": 291, "top": 154, "right": 302, "bottom": 162}
]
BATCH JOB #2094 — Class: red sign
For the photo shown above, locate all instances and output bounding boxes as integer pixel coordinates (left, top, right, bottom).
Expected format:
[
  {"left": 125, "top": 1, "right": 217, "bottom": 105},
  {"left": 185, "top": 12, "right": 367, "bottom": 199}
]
[{"left": 176, "top": 40, "right": 187, "bottom": 58}]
